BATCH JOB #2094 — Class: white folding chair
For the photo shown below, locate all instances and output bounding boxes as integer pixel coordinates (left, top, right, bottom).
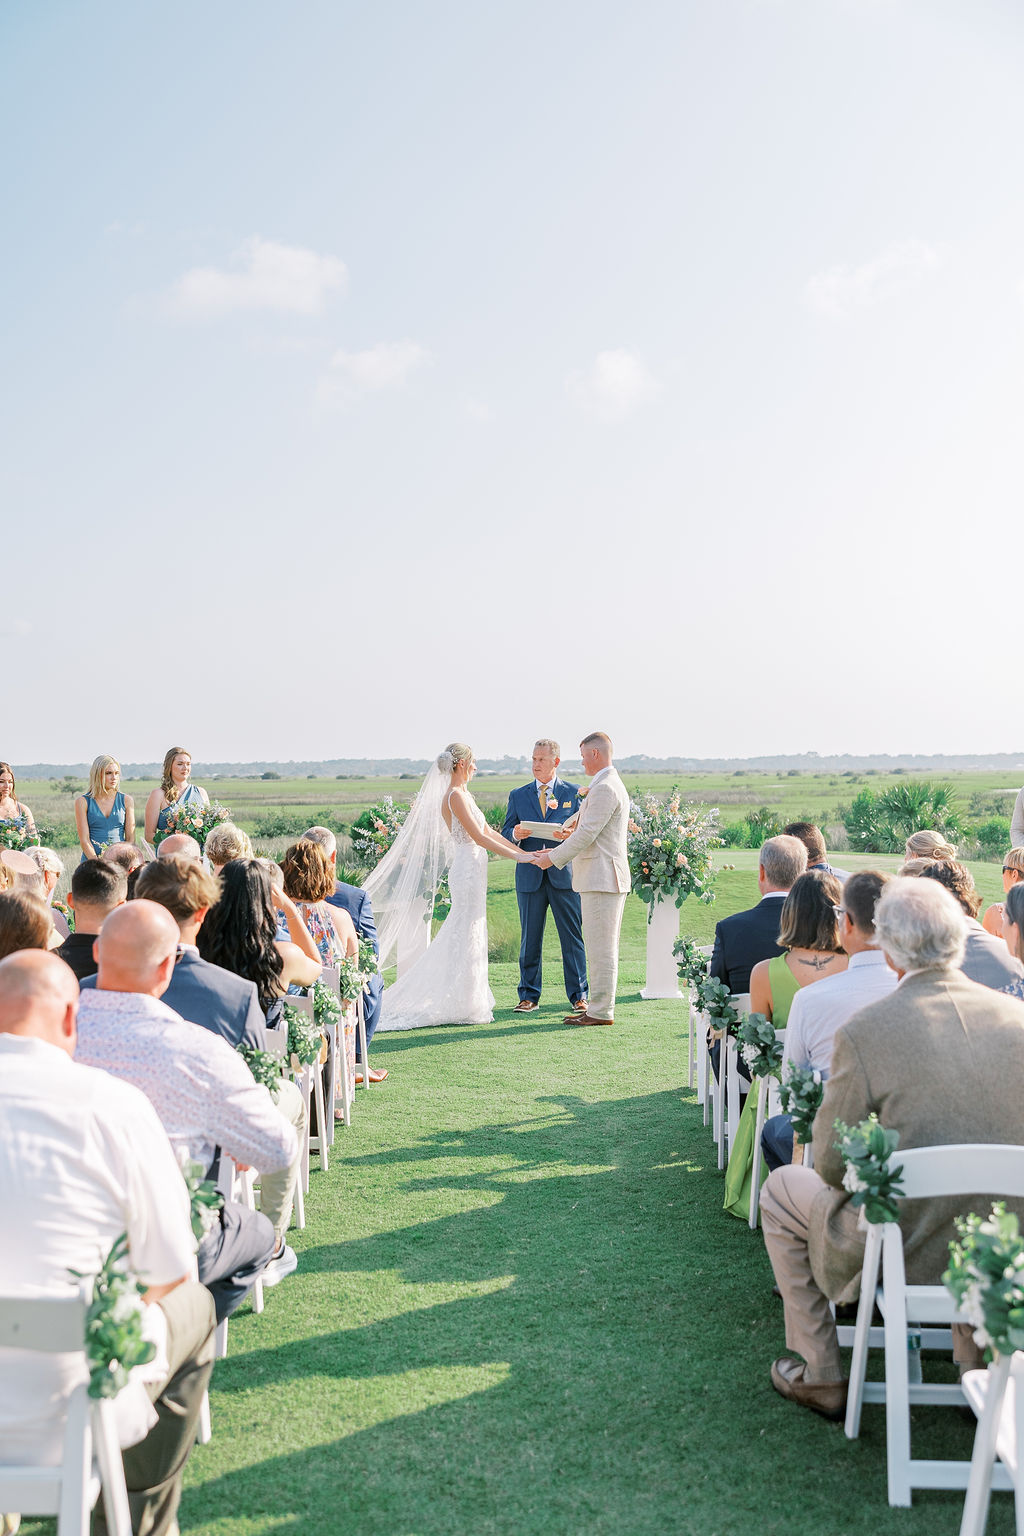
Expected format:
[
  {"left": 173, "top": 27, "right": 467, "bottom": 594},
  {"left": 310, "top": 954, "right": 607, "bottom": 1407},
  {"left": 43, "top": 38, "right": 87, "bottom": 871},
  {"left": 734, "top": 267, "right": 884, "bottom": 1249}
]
[
  {"left": 688, "top": 944, "right": 714, "bottom": 1093},
  {"left": 263, "top": 1026, "right": 303, "bottom": 1230},
  {"left": 844, "top": 1143, "right": 1024, "bottom": 1506},
  {"left": 959, "top": 1351, "right": 1024, "bottom": 1536},
  {"left": 287, "top": 995, "right": 328, "bottom": 1185},
  {"left": 319, "top": 966, "right": 343, "bottom": 1140},
  {"left": 748, "top": 1029, "right": 786, "bottom": 1229},
  {"left": 355, "top": 990, "right": 369, "bottom": 1089},
  {"left": 719, "top": 993, "right": 750, "bottom": 1168},
  {"left": 0, "top": 1291, "right": 132, "bottom": 1536}
]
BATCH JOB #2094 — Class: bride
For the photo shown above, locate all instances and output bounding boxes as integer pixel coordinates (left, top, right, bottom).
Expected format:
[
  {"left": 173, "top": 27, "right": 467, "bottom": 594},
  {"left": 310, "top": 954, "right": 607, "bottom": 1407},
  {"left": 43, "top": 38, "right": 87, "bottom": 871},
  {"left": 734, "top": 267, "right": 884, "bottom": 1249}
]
[{"left": 366, "top": 742, "right": 531, "bottom": 1030}]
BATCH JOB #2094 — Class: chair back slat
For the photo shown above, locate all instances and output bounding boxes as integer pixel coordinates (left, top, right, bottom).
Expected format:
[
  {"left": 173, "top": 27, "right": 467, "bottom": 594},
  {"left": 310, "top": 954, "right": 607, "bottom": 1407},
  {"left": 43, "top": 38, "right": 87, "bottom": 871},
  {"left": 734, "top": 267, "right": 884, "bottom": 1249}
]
[{"left": 894, "top": 1144, "right": 1024, "bottom": 1202}]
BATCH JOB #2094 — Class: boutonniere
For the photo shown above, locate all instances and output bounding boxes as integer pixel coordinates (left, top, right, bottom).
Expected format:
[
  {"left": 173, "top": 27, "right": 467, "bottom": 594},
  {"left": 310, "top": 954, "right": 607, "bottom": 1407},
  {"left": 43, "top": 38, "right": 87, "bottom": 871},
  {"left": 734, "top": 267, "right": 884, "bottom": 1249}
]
[{"left": 578, "top": 787, "right": 588, "bottom": 799}]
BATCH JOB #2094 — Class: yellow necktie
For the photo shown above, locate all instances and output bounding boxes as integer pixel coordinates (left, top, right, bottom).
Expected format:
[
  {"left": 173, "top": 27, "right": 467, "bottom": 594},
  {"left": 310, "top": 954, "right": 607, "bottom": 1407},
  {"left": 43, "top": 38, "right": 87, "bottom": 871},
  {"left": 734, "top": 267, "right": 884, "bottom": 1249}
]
[{"left": 539, "top": 784, "right": 548, "bottom": 817}]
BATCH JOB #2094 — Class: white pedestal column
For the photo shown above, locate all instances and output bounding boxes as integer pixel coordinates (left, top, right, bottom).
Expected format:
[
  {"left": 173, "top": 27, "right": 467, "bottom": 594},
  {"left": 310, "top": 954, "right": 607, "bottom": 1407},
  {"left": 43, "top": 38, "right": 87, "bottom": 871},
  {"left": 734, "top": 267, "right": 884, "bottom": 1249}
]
[{"left": 641, "top": 896, "right": 684, "bottom": 999}]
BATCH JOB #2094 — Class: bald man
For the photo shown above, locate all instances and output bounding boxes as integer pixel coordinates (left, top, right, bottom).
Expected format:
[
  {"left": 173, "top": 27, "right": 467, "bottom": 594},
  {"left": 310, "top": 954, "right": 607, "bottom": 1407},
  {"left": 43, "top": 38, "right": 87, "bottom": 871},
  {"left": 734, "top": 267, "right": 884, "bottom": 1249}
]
[
  {"left": 75, "top": 901, "right": 296, "bottom": 1320},
  {"left": 0, "top": 950, "right": 215, "bottom": 1536},
  {"left": 157, "top": 832, "right": 202, "bottom": 862}
]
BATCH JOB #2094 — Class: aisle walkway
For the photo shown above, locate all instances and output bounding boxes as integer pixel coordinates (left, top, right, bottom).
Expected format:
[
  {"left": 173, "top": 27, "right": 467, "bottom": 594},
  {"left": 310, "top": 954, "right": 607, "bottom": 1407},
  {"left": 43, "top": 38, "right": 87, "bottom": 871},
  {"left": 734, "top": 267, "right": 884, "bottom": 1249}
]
[{"left": 177, "top": 961, "right": 1011, "bottom": 1536}]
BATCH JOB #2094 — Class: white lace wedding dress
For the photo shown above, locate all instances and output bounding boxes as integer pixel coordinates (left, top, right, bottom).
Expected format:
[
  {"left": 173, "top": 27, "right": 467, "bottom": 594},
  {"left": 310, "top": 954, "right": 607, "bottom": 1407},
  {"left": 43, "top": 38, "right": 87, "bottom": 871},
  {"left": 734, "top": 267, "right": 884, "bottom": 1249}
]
[{"left": 376, "top": 792, "right": 495, "bottom": 1031}]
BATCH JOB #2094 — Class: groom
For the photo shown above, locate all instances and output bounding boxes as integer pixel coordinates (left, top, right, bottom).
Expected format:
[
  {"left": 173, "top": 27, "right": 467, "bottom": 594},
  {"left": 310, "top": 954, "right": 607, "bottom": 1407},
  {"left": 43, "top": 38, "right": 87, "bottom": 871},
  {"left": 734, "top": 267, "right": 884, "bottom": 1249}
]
[
  {"left": 503, "top": 739, "right": 588, "bottom": 1014},
  {"left": 532, "top": 732, "right": 630, "bottom": 1026}
]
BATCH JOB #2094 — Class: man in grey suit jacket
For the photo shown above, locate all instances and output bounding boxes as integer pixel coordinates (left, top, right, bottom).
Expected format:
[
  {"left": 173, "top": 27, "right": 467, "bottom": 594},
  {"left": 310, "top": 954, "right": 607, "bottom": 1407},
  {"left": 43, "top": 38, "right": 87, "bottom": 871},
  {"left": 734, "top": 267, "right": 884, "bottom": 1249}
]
[{"left": 761, "top": 878, "right": 1024, "bottom": 1420}]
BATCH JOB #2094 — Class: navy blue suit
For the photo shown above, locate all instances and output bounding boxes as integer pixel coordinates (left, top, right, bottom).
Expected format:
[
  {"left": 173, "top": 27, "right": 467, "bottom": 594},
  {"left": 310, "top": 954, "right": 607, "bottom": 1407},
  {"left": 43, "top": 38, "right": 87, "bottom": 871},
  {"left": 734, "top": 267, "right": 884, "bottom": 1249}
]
[
  {"left": 502, "top": 779, "right": 588, "bottom": 1006},
  {"left": 325, "top": 878, "right": 382, "bottom": 1060}
]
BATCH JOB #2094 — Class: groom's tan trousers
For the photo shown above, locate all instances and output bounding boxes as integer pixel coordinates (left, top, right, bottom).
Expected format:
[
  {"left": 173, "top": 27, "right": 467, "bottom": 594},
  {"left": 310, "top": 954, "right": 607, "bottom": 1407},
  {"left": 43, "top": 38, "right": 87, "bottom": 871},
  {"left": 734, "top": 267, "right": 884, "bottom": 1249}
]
[{"left": 580, "top": 891, "right": 627, "bottom": 1019}]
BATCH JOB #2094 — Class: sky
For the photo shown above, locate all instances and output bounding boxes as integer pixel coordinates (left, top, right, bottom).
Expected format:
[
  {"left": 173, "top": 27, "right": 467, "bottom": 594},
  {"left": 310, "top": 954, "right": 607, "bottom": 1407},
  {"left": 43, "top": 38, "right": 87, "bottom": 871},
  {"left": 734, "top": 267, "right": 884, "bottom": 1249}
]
[{"left": 2, "top": 0, "right": 1022, "bottom": 765}]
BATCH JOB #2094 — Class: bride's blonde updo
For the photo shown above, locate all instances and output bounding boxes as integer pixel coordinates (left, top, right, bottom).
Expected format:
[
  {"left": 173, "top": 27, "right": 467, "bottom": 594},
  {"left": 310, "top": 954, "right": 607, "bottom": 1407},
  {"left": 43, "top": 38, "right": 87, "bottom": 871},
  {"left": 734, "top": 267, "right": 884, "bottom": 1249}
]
[{"left": 437, "top": 742, "right": 473, "bottom": 775}]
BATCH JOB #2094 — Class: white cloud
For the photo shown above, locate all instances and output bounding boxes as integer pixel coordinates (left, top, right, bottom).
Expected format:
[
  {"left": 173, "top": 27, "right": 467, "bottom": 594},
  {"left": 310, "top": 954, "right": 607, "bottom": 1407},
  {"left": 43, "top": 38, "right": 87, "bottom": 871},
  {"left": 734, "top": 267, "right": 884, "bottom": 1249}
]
[
  {"left": 565, "top": 349, "right": 659, "bottom": 422},
  {"left": 315, "top": 340, "right": 428, "bottom": 409},
  {"left": 168, "top": 237, "right": 347, "bottom": 318},
  {"left": 805, "top": 240, "right": 939, "bottom": 318}
]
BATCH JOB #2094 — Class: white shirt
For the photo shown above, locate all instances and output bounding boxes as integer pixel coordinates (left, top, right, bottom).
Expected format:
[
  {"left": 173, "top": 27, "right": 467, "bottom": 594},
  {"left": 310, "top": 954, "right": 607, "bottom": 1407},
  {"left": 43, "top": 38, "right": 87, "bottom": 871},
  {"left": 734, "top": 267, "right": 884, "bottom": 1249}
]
[
  {"left": 0, "top": 1035, "right": 195, "bottom": 1464},
  {"left": 782, "top": 949, "right": 898, "bottom": 1076},
  {"left": 589, "top": 766, "right": 612, "bottom": 786}
]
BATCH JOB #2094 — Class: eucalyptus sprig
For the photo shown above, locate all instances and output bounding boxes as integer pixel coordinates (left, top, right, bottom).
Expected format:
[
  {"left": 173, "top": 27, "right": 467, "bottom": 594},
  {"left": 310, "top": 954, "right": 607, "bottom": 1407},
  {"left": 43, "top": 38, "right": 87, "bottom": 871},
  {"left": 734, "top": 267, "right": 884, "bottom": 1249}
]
[
  {"left": 237, "top": 1043, "right": 282, "bottom": 1099},
  {"left": 694, "top": 974, "right": 742, "bottom": 1037},
  {"left": 778, "top": 1063, "right": 824, "bottom": 1144},
  {"left": 834, "top": 1114, "right": 905, "bottom": 1225},
  {"left": 179, "top": 1155, "right": 225, "bottom": 1241},
  {"left": 71, "top": 1231, "right": 155, "bottom": 1401},
  {"left": 944, "top": 1203, "right": 1024, "bottom": 1357},
  {"left": 282, "top": 1000, "right": 323, "bottom": 1066},
  {"left": 336, "top": 953, "right": 367, "bottom": 1006},
  {"left": 357, "top": 936, "right": 380, "bottom": 979},
  {"left": 312, "top": 977, "right": 342, "bottom": 1030},
  {"left": 674, "top": 937, "right": 708, "bottom": 991},
  {"left": 736, "top": 1012, "right": 783, "bottom": 1079}
]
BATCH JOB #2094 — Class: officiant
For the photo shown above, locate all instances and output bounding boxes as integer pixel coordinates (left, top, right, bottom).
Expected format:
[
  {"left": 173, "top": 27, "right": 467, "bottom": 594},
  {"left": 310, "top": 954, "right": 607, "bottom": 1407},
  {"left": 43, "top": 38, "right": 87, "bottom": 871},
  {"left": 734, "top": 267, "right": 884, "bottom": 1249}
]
[{"left": 502, "top": 739, "right": 588, "bottom": 1014}]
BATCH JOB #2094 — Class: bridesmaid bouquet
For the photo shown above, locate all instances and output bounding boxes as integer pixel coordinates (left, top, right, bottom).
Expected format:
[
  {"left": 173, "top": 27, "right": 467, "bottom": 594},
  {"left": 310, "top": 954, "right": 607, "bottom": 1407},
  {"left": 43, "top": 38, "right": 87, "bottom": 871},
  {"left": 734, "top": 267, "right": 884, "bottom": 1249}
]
[
  {"left": 0, "top": 815, "right": 40, "bottom": 851},
  {"left": 627, "top": 791, "right": 721, "bottom": 912},
  {"left": 352, "top": 797, "right": 408, "bottom": 868},
  {"left": 153, "top": 798, "right": 232, "bottom": 850}
]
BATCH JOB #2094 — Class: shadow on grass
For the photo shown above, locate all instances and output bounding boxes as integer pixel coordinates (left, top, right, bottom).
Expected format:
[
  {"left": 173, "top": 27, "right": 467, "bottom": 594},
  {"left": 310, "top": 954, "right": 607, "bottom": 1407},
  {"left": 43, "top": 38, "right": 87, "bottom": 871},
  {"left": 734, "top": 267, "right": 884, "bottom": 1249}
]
[{"left": 180, "top": 1089, "right": 992, "bottom": 1536}]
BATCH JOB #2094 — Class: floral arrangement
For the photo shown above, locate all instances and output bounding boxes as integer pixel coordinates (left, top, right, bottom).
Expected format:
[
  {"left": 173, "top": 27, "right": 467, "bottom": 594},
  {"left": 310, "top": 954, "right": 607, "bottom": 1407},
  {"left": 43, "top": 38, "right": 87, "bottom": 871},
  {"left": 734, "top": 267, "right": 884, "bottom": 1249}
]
[
  {"left": 834, "top": 1114, "right": 905, "bottom": 1224},
  {"left": 626, "top": 791, "right": 721, "bottom": 913},
  {"left": 674, "top": 937, "right": 708, "bottom": 991},
  {"left": 152, "top": 798, "right": 232, "bottom": 851},
  {"left": 312, "top": 977, "right": 342, "bottom": 1030},
  {"left": 70, "top": 1231, "right": 155, "bottom": 1400},
  {"left": 281, "top": 1000, "right": 323, "bottom": 1067},
  {"left": 53, "top": 898, "right": 74, "bottom": 933},
  {"left": 694, "top": 974, "right": 742, "bottom": 1037},
  {"left": 0, "top": 815, "right": 40, "bottom": 851},
  {"left": 178, "top": 1154, "right": 224, "bottom": 1241},
  {"left": 737, "top": 1012, "right": 783, "bottom": 1079},
  {"left": 237, "top": 1044, "right": 282, "bottom": 1099},
  {"left": 358, "top": 936, "right": 380, "bottom": 979},
  {"left": 351, "top": 797, "right": 409, "bottom": 868},
  {"left": 944, "top": 1203, "right": 1024, "bottom": 1356},
  {"left": 778, "top": 1064, "right": 824, "bottom": 1144}
]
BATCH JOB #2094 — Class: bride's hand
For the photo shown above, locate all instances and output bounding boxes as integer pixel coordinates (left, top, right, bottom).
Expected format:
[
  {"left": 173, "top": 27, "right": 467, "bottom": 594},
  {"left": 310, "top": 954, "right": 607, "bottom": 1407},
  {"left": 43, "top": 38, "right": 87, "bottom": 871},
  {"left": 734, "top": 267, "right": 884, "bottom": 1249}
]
[{"left": 514, "top": 849, "right": 535, "bottom": 863}]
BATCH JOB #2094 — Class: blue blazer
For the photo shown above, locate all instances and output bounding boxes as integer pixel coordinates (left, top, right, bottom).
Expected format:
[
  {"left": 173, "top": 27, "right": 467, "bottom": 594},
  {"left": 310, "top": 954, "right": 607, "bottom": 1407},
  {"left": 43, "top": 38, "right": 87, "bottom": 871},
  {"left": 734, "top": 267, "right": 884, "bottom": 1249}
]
[
  {"left": 502, "top": 779, "right": 581, "bottom": 894},
  {"left": 81, "top": 950, "right": 268, "bottom": 1051}
]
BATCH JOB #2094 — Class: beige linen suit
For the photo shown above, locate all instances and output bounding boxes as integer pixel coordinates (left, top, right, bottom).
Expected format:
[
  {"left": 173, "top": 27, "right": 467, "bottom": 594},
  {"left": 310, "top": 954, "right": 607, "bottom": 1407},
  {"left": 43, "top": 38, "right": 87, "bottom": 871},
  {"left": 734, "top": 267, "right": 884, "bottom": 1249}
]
[
  {"left": 549, "top": 767, "right": 631, "bottom": 1018},
  {"left": 761, "top": 968, "right": 1024, "bottom": 1377}
]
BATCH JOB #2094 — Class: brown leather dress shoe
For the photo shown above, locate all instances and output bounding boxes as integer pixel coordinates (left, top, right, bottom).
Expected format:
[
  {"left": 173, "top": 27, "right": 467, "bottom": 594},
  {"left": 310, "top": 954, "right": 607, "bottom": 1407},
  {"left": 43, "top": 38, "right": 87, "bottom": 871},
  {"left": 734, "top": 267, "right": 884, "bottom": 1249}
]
[
  {"left": 563, "top": 1013, "right": 614, "bottom": 1026},
  {"left": 770, "top": 1357, "right": 848, "bottom": 1421},
  {"left": 512, "top": 1000, "right": 539, "bottom": 1013}
]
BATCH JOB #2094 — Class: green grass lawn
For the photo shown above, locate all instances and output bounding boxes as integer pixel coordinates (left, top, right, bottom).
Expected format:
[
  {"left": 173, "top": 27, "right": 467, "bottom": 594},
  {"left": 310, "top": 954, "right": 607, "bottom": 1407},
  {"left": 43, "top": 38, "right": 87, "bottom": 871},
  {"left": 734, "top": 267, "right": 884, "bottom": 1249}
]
[{"left": 163, "top": 873, "right": 1014, "bottom": 1536}]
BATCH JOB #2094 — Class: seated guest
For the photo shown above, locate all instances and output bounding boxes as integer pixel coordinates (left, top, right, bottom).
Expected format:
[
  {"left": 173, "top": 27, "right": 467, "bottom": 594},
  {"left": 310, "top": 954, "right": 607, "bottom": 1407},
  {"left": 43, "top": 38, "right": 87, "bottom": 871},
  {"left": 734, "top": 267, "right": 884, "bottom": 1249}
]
[
  {"left": 1001, "top": 883, "right": 1024, "bottom": 1000},
  {"left": 56, "top": 859, "right": 128, "bottom": 981},
  {"left": 75, "top": 902, "right": 296, "bottom": 1318},
  {"left": 919, "top": 859, "right": 1024, "bottom": 989},
  {"left": 0, "top": 760, "right": 36, "bottom": 839},
  {"left": 102, "top": 838, "right": 148, "bottom": 897},
  {"left": 301, "top": 825, "right": 386, "bottom": 1083},
  {"left": 982, "top": 846, "right": 1024, "bottom": 937},
  {"left": 724, "top": 871, "right": 846, "bottom": 1219},
  {"left": 761, "top": 872, "right": 897, "bottom": 1172},
  {"left": 897, "top": 857, "right": 932, "bottom": 877},
  {"left": 126, "top": 857, "right": 305, "bottom": 1284},
  {"left": 74, "top": 753, "right": 135, "bottom": 862},
  {"left": 157, "top": 832, "right": 202, "bottom": 862},
  {"left": 0, "top": 890, "right": 52, "bottom": 960},
  {"left": 200, "top": 858, "right": 322, "bottom": 1000},
  {"left": 905, "top": 828, "right": 957, "bottom": 863},
  {"left": 710, "top": 835, "right": 808, "bottom": 994},
  {"left": 761, "top": 879, "right": 1024, "bottom": 1420},
  {"left": 0, "top": 950, "right": 215, "bottom": 1535},
  {"left": 25, "top": 845, "right": 70, "bottom": 938},
  {"left": 783, "top": 822, "right": 850, "bottom": 883},
  {"left": 281, "top": 841, "right": 358, "bottom": 965},
  {"left": 205, "top": 822, "right": 254, "bottom": 871}
]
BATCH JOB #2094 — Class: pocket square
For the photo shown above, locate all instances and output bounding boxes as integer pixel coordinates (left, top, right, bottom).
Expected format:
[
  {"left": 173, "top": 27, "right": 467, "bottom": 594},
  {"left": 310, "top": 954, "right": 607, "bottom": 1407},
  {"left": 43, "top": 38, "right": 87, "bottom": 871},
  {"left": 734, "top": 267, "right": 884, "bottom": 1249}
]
[{"left": 562, "top": 801, "right": 571, "bottom": 808}]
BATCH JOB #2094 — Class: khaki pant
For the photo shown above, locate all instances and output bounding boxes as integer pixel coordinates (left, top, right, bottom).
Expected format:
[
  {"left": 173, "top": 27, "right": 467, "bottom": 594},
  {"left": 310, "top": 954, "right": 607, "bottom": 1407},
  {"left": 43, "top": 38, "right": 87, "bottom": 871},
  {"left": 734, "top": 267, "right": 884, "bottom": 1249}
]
[
  {"left": 579, "top": 891, "right": 627, "bottom": 1019},
  {"left": 259, "top": 1078, "right": 305, "bottom": 1246}
]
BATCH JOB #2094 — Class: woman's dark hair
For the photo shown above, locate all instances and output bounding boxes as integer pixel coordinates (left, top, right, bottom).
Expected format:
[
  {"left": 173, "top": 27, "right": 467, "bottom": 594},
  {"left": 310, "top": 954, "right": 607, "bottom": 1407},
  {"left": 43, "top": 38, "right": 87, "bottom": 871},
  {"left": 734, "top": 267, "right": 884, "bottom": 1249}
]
[
  {"left": 281, "top": 840, "right": 333, "bottom": 903},
  {"left": 1004, "top": 883, "right": 1024, "bottom": 962},
  {"left": 197, "top": 858, "right": 283, "bottom": 1012},
  {"left": 777, "top": 869, "right": 844, "bottom": 954}
]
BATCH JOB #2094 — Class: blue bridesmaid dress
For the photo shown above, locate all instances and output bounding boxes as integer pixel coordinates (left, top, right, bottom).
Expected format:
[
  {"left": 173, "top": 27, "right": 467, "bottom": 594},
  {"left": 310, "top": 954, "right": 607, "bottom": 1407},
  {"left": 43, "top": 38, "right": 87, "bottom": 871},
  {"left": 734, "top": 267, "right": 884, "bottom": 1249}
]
[{"left": 80, "top": 791, "right": 128, "bottom": 862}]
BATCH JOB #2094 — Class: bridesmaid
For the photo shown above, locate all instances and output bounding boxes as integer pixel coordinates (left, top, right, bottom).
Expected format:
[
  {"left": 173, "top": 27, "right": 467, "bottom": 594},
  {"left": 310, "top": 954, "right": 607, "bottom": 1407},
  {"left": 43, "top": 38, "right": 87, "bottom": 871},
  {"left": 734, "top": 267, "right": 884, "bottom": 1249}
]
[
  {"left": 74, "top": 755, "right": 135, "bottom": 861},
  {"left": 0, "top": 762, "right": 36, "bottom": 840},
  {"left": 144, "top": 746, "right": 209, "bottom": 844}
]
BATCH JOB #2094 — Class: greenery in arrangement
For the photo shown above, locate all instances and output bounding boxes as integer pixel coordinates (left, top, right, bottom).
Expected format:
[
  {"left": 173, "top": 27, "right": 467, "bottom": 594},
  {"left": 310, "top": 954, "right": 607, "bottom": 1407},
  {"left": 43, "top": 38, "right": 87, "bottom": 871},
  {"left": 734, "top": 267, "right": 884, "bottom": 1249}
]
[
  {"left": 778, "top": 1063, "right": 825, "bottom": 1143},
  {"left": 358, "top": 936, "right": 380, "bottom": 978},
  {"left": 674, "top": 936, "right": 708, "bottom": 990},
  {"left": 282, "top": 1000, "right": 323, "bottom": 1066},
  {"left": 312, "top": 977, "right": 342, "bottom": 1030},
  {"left": 944, "top": 1203, "right": 1024, "bottom": 1356},
  {"left": 736, "top": 1012, "right": 783, "bottom": 1078},
  {"left": 237, "top": 1044, "right": 282, "bottom": 1099},
  {"left": 351, "top": 797, "right": 409, "bottom": 866},
  {"left": 0, "top": 815, "right": 40, "bottom": 850},
  {"left": 834, "top": 1114, "right": 905, "bottom": 1224},
  {"left": 626, "top": 790, "right": 721, "bottom": 913},
  {"left": 694, "top": 974, "right": 742, "bottom": 1036},
  {"left": 333, "top": 954, "right": 365, "bottom": 1006},
  {"left": 179, "top": 1155, "right": 225, "bottom": 1242},
  {"left": 152, "top": 798, "right": 232, "bottom": 851},
  {"left": 71, "top": 1231, "right": 155, "bottom": 1400},
  {"left": 839, "top": 780, "right": 964, "bottom": 854}
]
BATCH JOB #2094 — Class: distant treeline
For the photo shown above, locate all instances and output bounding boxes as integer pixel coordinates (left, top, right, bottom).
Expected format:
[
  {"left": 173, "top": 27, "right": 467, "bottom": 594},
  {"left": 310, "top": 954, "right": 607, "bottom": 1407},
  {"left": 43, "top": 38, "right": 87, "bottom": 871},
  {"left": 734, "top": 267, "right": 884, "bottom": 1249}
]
[{"left": 11, "top": 751, "right": 1024, "bottom": 779}]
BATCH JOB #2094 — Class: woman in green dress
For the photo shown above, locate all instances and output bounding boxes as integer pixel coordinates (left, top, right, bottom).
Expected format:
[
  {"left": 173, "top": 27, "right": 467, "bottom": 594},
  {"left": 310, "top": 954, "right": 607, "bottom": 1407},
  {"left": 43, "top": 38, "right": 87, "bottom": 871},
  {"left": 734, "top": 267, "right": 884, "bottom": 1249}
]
[{"left": 723, "top": 871, "right": 847, "bottom": 1219}]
